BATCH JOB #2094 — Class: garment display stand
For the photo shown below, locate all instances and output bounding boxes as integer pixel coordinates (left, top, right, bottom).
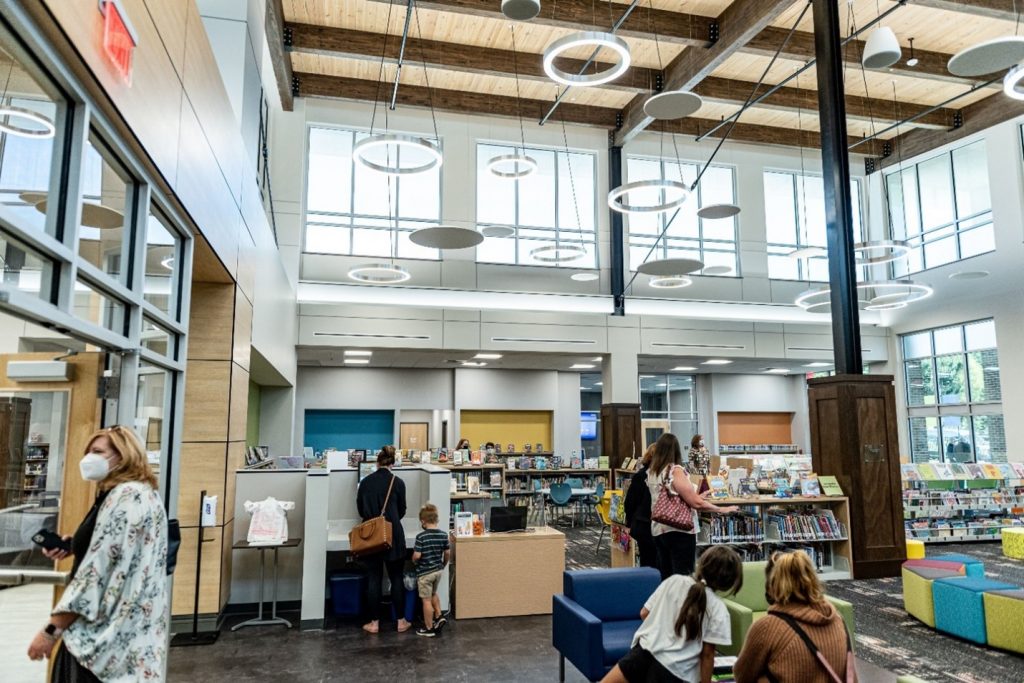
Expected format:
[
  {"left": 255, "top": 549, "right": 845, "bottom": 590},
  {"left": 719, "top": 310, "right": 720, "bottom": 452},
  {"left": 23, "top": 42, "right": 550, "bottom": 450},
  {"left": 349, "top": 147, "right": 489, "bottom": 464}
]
[
  {"left": 170, "top": 490, "right": 219, "bottom": 647},
  {"left": 231, "top": 538, "right": 301, "bottom": 630}
]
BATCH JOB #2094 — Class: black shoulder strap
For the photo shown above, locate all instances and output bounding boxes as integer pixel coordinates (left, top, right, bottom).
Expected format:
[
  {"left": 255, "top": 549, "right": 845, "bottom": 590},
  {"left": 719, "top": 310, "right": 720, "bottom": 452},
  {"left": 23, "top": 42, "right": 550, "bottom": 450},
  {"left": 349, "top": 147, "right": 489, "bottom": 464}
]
[{"left": 769, "top": 612, "right": 852, "bottom": 683}]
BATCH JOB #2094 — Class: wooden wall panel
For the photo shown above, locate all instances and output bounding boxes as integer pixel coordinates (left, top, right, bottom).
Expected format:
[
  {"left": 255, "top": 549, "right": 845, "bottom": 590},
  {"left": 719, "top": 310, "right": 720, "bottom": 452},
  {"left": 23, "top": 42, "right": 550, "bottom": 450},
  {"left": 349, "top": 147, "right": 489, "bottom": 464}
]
[
  {"left": 142, "top": 0, "right": 188, "bottom": 77},
  {"left": 171, "top": 526, "right": 223, "bottom": 615},
  {"left": 188, "top": 283, "right": 235, "bottom": 360},
  {"left": 228, "top": 365, "right": 249, "bottom": 443},
  {"left": 176, "top": 442, "right": 227, "bottom": 526},
  {"left": 233, "top": 288, "right": 253, "bottom": 371},
  {"left": 183, "top": 360, "right": 231, "bottom": 442},
  {"left": 219, "top": 519, "right": 234, "bottom": 611},
  {"left": 601, "top": 404, "right": 641, "bottom": 470},
  {"left": 223, "top": 441, "right": 246, "bottom": 526},
  {"left": 717, "top": 412, "right": 794, "bottom": 445}
]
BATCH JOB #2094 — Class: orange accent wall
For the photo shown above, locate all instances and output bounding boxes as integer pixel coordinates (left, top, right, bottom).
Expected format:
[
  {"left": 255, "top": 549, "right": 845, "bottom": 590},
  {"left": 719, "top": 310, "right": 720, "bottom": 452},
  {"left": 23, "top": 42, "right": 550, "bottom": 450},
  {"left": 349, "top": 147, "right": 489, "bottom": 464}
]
[{"left": 717, "top": 412, "right": 794, "bottom": 444}]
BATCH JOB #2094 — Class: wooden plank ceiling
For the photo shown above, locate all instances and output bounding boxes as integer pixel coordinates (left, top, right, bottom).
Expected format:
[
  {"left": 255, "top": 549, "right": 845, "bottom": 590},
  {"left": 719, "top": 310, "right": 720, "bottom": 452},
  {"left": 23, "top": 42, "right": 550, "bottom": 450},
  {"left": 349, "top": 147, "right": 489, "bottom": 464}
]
[{"left": 275, "top": 0, "right": 1024, "bottom": 163}]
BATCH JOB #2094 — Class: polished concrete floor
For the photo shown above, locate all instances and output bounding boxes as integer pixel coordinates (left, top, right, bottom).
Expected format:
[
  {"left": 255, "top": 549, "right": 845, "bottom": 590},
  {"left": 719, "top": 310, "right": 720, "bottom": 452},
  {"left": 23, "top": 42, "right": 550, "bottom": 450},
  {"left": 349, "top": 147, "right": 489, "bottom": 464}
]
[
  {"left": 167, "top": 611, "right": 899, "bottom": 683},
  {"left": 1, "top": 584, "right": 52, "bottom": 683}
]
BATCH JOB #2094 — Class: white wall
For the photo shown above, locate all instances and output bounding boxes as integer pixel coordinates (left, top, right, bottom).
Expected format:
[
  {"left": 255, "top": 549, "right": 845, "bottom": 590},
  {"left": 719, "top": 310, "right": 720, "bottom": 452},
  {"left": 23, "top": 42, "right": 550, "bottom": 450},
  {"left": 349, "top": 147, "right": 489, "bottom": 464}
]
[{"left": 709, "top": 374, "right": 811, "bottom": 452}]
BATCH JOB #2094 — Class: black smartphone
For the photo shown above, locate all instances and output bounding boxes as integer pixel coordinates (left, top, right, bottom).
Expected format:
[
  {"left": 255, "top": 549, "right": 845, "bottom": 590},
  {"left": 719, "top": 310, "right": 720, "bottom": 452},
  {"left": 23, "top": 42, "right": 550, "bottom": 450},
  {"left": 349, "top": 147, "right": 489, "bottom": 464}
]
[{"left": 32, "top": 529, "right": 71, "bottom": 553}]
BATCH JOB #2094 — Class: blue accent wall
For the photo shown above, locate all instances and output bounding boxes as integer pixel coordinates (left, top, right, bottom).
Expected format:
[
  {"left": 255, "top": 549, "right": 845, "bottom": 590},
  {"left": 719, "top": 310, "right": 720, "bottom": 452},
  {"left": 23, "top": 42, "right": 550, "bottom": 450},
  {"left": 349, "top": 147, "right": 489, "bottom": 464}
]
[{"left": 304, "top": 410, "right": 395, "bottom": 453}]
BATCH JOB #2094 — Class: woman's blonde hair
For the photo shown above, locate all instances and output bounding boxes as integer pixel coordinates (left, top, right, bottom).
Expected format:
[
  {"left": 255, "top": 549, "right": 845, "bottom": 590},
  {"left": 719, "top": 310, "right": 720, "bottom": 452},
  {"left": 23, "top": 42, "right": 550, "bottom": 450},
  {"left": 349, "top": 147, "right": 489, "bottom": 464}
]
[
  {"left": 766, "top": 550, "right": 826, "bottom": 607},
  {"left": 87, "top": 425, "right": 158, "bottom": 490}
]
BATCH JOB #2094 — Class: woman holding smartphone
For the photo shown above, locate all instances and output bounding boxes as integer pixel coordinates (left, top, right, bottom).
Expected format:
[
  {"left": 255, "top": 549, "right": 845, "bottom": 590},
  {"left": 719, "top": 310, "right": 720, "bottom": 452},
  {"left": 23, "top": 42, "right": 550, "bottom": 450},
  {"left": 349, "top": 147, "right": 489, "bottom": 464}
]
[{"left": 27, "top": 425, "right": 168, "bottom": 682}]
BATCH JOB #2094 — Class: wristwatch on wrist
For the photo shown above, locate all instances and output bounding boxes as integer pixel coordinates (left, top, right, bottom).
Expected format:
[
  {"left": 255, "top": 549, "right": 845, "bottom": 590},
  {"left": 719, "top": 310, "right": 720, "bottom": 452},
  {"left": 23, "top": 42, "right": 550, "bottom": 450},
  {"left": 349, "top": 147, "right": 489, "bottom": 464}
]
[{"left": 43, "top": 623, "right": 62, "bottom": 639}]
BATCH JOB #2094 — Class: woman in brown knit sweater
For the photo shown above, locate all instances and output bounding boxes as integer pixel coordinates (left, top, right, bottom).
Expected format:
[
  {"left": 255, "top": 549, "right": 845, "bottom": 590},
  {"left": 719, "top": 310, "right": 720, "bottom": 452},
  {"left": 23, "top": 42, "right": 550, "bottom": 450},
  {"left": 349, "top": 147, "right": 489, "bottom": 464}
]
[{"left": 733, "top": 551, "right": 857, "bottom": 683}]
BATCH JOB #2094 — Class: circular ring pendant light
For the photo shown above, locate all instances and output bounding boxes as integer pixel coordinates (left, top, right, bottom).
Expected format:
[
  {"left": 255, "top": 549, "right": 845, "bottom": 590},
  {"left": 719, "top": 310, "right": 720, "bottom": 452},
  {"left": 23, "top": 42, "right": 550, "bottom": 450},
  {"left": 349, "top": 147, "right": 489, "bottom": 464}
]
[
  {"left": 697, "top": 203, "right": 741, "bottom": 219},
  {"left": 543, "top": 32, "right": 631, "bottom": 87},
  {"left": 608, "top": 179, "right": 690, "bottom": 214},
  {"left": 353, "top": 134, "right": 442, "bottom": 176},
  {"left": 853, "top": 240, "right": 910, "bottom": 266},
  {"left": 409, "top": 226, "right": 484, "bottom": 250},
  {"left": 795, "top": 280, "right": 933, "bottom": 312},
  {"left": 530, "top": 243, "right": 587, "bottom": 263},
  {"left": 348, "top": 263, "right": 412, "bottom": 284},
  {"left": 0, "top": 106, "right": 55, "bottom": 138},
  {"left": 649, "top": 275, "right": 693, "bottom": 289},
  {"left": 636, "top": 257, "right": 704, "bottom": 277},
  {"left": 643, "top": 91, "right": 703, "bottom": 120},
  {"left": 487, "top": 153, "right": 537, "bottom": 178},
  {"left": 1005, "top": 63, "right": 1024, "bottom": 99}
]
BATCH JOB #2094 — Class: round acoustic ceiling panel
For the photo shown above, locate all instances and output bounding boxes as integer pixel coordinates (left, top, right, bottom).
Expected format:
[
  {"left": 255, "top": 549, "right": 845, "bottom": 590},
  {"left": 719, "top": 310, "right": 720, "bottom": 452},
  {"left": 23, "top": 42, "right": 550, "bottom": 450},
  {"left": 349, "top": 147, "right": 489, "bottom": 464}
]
[
  {"left": 701, "top": 265, "right": 733, "bottom": 276},
  {"left": 36, "top": 199, "right": 124, "bottom": 229},
  {"left": 570, "top": 272, "right": 600, "bottom": 282},
  {"left": 697, "top": 203, "right": 741, "bottom": 220},
  {"left": 636, "top": 257, "right": 704, "bottom": 277},
  {"left": 948, "top": 36, "right": 1024, "bottom": 77},
  {"left": 480, "top": 225, "right": 515, "bottom": 238},
  {"left": 643, "top": 91, "right": 703, "bottom": 120},
  {"left": 502, "top": 0, "right": 541, "bottom": 21},
  {"left": 409, "top": 226, "right": 484, "bottom": 250}
]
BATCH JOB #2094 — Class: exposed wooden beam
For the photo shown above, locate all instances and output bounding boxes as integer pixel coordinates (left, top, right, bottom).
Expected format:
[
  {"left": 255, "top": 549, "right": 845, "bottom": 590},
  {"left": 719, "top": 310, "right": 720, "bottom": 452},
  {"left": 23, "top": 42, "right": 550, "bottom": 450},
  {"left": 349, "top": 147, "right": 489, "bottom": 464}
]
[
  {"left": 907, "top": 0, "right": 1019, "bottom": 21},
  {"left": 615, "top": 0, "right": 796, "bottom": 146},
  {"left": 747, "top": 26, "right": 984, "bottom": 86},
  {"left": 878, "top": 91, "right": 1024, "bottom": 169},
  {"left": 265, "top": 0, "right": 294, "bottom": 111},
  {"left": 286, "top": 22, "right": 658, "bottom": 94},
  {"left": 695, "top": 76, "right": 956, "bottom": 129},
  {"left": 652, "top": 118, "right": 884, "bottom": 156},
  {"left": 361, "top": 0, "right": 712, "bottom": 46},
  {"left": 294, "top": 71, "right": 841, "bottom": 151}
]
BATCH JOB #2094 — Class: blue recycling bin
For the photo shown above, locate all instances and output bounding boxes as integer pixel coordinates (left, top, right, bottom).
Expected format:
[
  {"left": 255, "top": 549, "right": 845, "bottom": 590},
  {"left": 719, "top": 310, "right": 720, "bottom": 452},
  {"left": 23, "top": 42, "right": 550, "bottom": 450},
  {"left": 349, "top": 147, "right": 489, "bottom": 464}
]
[
  {"left": 329, "top": 573, "right": 367, "bottom": 617},
  {"left": 390, "top": 580, "right": 417, "bottom": 622}
]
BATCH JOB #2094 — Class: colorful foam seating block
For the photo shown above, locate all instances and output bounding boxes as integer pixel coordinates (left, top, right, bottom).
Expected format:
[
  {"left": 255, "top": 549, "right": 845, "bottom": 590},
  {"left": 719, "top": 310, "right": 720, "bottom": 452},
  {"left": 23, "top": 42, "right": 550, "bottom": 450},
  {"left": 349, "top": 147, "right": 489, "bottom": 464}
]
[
  {"left": 927, "top": 553, "right": 985, "bottom": 576},
  {"left": 983, "top": 588, "right": 1024, "bottom": 655},
  {"left": 901, "top": 565, "right": 961, "bottom": 628},
  {"left": 903, "top": 557, "right": 983, "bottom": 578},
  {"left": 905, "top": 539, "right": 925, "bottom": 559},
  {"left": 932, "top": 576, "right": 1016, "bottom": 645},
  {"left": 1002, "top": 527, "right": 1024, "bottom": 559}
]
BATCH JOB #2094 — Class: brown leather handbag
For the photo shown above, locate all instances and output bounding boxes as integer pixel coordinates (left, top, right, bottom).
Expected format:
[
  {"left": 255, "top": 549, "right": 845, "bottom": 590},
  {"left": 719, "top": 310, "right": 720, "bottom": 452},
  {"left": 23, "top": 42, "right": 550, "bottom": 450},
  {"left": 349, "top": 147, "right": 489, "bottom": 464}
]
[{"left": 349, "top": 475, "right": 395, "bottom": 557}]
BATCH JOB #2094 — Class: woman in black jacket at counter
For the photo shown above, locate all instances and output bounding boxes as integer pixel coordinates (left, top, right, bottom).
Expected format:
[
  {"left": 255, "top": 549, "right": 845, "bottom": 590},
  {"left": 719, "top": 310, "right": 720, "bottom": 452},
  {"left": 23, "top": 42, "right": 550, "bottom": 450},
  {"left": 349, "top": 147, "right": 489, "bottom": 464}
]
[
  {"left": 623, "top": 445, "right": 658, "bottom": 569},
  {"left": 356, "top": 445, "right": 410, "bottom": 634}
]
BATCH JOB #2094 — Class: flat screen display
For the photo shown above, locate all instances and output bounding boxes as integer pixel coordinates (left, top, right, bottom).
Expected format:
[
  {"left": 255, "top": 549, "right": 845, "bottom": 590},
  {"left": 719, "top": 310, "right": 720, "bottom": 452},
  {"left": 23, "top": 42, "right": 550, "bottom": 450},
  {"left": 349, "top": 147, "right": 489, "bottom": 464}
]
[{"left": 580, "top": 412, "right": 598, "bottom": 440}]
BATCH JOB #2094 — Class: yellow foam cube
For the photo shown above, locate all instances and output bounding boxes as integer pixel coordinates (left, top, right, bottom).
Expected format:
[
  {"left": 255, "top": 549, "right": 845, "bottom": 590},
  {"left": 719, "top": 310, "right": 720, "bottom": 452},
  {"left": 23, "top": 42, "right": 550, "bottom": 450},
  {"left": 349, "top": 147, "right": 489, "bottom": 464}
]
[
  {"left": 906, "top": 539, "right": 925, "bottom": 560},
  {"left": 1002, "top": 528, "right": 1024, "bottom": 559}
]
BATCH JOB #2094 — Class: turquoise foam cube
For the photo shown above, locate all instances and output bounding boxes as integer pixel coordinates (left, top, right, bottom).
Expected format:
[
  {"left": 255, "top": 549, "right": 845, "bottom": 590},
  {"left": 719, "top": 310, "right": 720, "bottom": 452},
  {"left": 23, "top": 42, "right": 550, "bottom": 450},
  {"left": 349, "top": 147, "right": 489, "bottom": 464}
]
[{"left": 932, "top": 576, "right": 1016, "bottom": 645}]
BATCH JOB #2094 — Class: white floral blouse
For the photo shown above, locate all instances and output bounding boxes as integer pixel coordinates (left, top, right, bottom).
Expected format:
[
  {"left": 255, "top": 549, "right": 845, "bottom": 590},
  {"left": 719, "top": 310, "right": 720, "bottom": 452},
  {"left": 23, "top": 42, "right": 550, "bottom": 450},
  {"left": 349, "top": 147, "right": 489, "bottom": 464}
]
[{"left": 54, "top": 480, "right": 169, "bottom": 682}]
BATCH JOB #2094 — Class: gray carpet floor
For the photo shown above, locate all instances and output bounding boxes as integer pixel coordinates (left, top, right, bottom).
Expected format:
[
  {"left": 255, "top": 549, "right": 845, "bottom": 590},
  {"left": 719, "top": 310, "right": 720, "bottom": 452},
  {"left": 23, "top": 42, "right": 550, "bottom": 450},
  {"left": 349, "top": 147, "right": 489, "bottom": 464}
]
[{"left": 562, "top": 526, "right": 1024, "bottom": 683}]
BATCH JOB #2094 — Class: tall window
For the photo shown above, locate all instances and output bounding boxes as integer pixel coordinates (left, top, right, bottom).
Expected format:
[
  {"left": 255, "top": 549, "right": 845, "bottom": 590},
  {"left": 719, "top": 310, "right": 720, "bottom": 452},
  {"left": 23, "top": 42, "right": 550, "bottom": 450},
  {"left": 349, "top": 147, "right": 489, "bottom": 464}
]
[
  {"left": 901, "top": 319, "right": 1004, "bottom": 463},
  {"left": 476, "top": 143, "right": 597, "bottom": 268},
  {"left": 304, "top": 126, "right": 440, "bottom": 259},
  {"left": 639, "top": 374, "right": 698, "bottom": 447},
  {"left": 765, "top": 170, "right": 863, "bottom": 280},
  {"left": 885, "top": 140, "right": 992, "bottom": 276},
  {"left": 626, "top": 157, "right": 737, "bottom": 275}
]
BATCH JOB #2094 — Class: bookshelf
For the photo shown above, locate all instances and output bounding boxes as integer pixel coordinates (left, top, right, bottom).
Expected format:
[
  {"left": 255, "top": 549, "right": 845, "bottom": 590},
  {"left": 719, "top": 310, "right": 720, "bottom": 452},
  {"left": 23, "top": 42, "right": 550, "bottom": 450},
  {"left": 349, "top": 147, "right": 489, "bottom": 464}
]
[
  {"left": 718, "top": 444, "right": 800, "bottom": 455},
  {"left": 695, "top": 496, "right": 852, "bottom": 580},
  {"left": 23, "top": 442, "right": 49, "bottom": 500},
  {"left": 504, "top": 469, "right": 611, "bottom": 506},
  {"left": 901, "top": 462, "right": 1024, "bottom": 544}
]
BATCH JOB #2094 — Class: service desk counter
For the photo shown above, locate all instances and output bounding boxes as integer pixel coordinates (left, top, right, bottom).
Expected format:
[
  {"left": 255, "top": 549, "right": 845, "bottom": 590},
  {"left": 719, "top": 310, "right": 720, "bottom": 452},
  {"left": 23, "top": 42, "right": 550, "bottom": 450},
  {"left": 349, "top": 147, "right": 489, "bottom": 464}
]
[{"left": 453, "top": 526, "right": 565, "bottom": 619}]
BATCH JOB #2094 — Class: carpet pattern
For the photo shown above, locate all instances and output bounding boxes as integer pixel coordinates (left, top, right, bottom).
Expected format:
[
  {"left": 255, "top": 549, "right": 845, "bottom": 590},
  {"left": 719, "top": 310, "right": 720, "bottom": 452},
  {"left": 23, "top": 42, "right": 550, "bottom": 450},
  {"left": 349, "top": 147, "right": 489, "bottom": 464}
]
[{"left": 563, "top": 527, "right": 1024, "bottom": 682}]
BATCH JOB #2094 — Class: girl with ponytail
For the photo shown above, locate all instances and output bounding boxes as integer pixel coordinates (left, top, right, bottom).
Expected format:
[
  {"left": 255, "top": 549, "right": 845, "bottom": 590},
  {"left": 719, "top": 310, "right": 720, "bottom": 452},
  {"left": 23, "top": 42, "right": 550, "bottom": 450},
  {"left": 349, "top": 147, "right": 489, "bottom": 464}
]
[{"left": 602, "top": 546, "right": 744, "bottom": 683}]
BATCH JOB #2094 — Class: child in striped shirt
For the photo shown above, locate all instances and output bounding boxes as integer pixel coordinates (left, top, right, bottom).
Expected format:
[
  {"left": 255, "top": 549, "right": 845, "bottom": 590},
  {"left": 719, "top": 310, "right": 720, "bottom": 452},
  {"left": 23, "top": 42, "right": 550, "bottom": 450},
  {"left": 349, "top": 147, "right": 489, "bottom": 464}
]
[{"left": 411, "top": 503, "right": 450, "bottom": 637}]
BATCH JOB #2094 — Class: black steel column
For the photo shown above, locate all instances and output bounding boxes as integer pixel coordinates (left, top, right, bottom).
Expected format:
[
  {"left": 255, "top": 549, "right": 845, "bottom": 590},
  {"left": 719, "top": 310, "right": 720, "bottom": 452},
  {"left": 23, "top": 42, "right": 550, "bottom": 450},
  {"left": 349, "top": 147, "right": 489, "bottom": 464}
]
[
  {"left": 812, "top": 0, "right": 862, "bottom": 374},
  {"left": 608, "top": 145, "right": 625, "bottom": 316}
]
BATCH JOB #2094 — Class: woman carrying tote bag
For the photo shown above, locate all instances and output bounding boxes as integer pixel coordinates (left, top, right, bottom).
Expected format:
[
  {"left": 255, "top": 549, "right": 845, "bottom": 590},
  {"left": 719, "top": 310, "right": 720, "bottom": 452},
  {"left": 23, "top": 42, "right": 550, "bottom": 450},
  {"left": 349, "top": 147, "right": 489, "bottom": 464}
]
[
  {"left": 647, "top": 433, "right": 737, "bottom": 579},
  {"left": 356, "top": 446, "right": 410, "bottom": 634}
]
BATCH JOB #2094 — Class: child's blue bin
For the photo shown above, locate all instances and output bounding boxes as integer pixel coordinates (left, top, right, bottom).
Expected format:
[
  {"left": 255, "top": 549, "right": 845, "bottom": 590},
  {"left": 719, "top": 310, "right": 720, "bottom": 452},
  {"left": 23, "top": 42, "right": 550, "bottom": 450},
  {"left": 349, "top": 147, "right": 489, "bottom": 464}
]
[
  {"left": 390, "top": 585, "right": 417, "bottom": 622},
  {"left": 329, "top": 573, "right": 367, "bottom": 617}
]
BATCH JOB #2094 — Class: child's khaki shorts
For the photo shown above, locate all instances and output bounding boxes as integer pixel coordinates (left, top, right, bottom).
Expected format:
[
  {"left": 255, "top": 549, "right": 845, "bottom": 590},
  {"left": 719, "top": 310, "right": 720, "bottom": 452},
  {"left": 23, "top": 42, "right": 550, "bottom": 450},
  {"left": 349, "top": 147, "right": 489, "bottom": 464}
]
[{"left": 417, "top": 569, "right": 443, "bottom": 598}]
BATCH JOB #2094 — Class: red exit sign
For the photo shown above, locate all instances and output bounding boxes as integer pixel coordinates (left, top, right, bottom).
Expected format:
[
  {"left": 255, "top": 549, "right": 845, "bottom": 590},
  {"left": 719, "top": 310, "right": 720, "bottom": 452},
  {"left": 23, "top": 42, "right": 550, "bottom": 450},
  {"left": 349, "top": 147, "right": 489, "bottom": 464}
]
[{"left": 99, "top": 0, "right": 138, "bottom": 86}]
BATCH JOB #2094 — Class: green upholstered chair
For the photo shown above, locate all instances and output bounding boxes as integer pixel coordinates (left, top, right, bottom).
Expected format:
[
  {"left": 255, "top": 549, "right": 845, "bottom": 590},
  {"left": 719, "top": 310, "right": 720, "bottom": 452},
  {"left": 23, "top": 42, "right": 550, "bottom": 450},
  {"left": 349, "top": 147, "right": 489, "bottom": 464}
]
[
  {"left": 983, "top": 588, "right": 1024, "bottom": 655},
  {"left": 717, "top": 561, "right": 855, "bottom": 656}
]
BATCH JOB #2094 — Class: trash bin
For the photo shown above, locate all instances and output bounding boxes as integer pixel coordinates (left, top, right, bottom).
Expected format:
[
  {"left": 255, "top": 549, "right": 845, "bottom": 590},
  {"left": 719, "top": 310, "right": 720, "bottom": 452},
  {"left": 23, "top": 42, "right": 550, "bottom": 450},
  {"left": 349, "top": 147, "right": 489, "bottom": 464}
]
[
  {"left": 329, "top": 572, "right": 367, "bottom": 617},
  {"left": 390, "top": 587, "right": 417, "bottom": 623}
]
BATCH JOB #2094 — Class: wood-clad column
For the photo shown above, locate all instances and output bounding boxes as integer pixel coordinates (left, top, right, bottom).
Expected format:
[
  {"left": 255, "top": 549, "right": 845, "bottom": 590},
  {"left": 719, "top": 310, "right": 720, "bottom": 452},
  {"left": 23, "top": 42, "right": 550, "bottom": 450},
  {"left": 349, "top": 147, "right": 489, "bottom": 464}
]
[
  {"left": 807, "top": 375, "right": 905, "bottom": 578},
  {"left": 173, "top": 283, "right": 251, "bottom": 619},
  {"left": 600, "top": 404, "right": 642, "bottom": 471}
]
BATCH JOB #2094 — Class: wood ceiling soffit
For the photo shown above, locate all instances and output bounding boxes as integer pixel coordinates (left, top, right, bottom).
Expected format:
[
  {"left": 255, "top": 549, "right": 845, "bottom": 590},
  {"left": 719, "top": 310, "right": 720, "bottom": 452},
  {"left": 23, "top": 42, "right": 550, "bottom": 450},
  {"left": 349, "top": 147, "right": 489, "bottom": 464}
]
[
  {"left": 285, "top": 22, "right": 657, "bottom": 93},
  {"left": 359, "top": 0, "right": 713, "bottom": 45},
  {"left": 295, "top": 72, "right": 842, "bottom": 151},
  {"left": 906, "top": 0, "right": 1019, "bottom": 22},
  {"left": 615, "top": 0, "right": 796, "bottom": 146},
  {"left": 650, "top": 119, "right": 884, "bottom": 156},
  {"left": 877, "top": 91, "right": 1024, "bottom": 171},
  {"left": 266, "top": 0, "right": 294, "bottom": 111}
]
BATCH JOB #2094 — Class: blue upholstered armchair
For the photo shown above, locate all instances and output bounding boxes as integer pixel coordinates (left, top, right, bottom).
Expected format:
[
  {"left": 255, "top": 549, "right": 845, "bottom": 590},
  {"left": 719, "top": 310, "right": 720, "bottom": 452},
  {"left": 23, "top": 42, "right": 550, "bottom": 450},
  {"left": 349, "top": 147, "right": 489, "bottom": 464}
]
[{"left": 552, "top": 568, "right": 662, "bottom": 682}]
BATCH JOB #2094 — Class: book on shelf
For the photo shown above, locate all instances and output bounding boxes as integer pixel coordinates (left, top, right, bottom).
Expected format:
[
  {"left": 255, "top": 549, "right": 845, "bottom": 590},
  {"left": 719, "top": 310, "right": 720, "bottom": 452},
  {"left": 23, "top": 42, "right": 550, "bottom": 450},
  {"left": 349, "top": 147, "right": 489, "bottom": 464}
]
[
  {"left": 470, "top": 450, "right": 483, "bottom": 465},
  {"left": 917, "top": 463, "right": 938, "bottom": 480},
  {"left": 799, "top": 473, "right": 821, "bottom": 497},
  {"left": 901, "top": 463, "right": 921, "bottom": 481},
  {"left": 536, "top": 457, "right": 547, "bottom": 471},
  {"left": 981, "top": 463, "right": 1003, "bottom": 479},
  {"left": 966, "top": 463, "right": 985, "bottom": 479},
  {"left": 949, "top": 463, "right": 970, "bottom": 479},
  {"left": 739, "top": 478, "right": 759, "bottom": 496},
  {"left": 621, "top": 457, "right": 635, "bottom": 471},
  {"left": 932, "top": 463, "right": 954, "bottom": 480},
  {"left": 997, "top": 463, "right": 1015, "bottom": 479},
  {"left": 598, "top": 456, "right": 609, "bottom": 469},
  {"left": 449, "top": 478, "right": 457, "bottom": 494},
  {"left": 467, "top": 476, "right": 480, "bottom": 495},
  {"left": 818, "top": 476, "right": 843, "bottom": 496},
  {"left": 708, "top": 476, "right": 729, "bottom": 500},
  {"left": 453, "top": 450, "right": 465, "bottom": 466},
  {"left": 773, "top": 477, "right": 793, "bottom": 498},
  {"left": 584, "top": 457, "right": 599, "bottom": 470},
  {"left": 489, "top": 471, "right": 501, "bottom": 488}
]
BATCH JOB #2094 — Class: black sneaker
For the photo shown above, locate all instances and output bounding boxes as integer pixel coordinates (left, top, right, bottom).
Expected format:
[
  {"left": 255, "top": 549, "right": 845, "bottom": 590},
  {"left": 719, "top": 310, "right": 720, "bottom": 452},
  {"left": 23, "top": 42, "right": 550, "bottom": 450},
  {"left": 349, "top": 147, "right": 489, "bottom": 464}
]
[
  {"left": 416, "top": 626, "right": 437, "bottom": 638},
  {"left": 434, "top": 615, "right": 448, "bottom": 630}
]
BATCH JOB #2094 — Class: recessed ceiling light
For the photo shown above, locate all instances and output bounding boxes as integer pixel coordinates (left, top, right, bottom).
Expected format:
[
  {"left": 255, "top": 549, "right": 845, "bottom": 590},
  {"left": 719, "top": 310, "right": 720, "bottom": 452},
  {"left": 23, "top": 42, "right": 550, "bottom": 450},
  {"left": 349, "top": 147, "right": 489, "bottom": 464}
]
[
  {"left": 672, "top": 366, "right": 698, "bottom": 371},
  {"left": 571, "top": 364, "right": 596, "bottom": 370},
  {"left": 344, "top": 359, "right": 370, "bottom": 365},
  {"left": 804, "top": 362, "right": 832, "bottom": 368},
  {"left": 948, "top": 270, "right": 989, "bottom": 280},
  {"left": 344, "top": 350, "right": 372, "bottom": 356},
  {"left": 462, "top": 361, "right": 487, "bottom": 367},
  {"left": 594, "top": 381, "right": 603, "bottom": 386},
  {"left": 571, "top": 272, "right": 600, "bottom": 282},
  {"left": 591, "top": 357, "right": 602, "bottom": 362},
  {"left": 702, "top": 359, "right": 732, "bottom": 365},
  {"left": 764, "top": 368, "right": 790, "bottom": 374},
  {"left": 475, "top": 353, "right": 502, "bottom": 359}
]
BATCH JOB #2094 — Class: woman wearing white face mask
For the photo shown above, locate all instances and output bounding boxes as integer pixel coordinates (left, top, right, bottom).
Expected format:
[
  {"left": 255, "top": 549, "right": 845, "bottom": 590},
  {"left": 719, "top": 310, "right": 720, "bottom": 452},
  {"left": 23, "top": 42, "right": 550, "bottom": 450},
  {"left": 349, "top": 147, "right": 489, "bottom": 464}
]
[{"left": 27, "top": 425, "right": 168, "bottom": 682}]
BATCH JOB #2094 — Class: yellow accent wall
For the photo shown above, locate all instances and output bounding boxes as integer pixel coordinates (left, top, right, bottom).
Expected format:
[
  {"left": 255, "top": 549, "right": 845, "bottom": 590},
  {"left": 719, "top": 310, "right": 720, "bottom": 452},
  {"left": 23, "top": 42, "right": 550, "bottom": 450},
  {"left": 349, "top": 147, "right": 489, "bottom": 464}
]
[{"left": 459, "top": 410, "right": 553, "bottom": 451}]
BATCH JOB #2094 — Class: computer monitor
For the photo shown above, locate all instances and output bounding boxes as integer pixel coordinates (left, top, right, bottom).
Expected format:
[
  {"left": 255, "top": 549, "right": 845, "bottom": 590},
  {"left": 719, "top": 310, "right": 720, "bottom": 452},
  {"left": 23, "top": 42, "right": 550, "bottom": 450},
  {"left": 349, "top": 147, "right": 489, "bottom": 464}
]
[
  {"left": 489, "top": 506, "right": 528, "bottom": 533},
  {"left": 358, "top": 462, "right": 375, "bottom": 483}
]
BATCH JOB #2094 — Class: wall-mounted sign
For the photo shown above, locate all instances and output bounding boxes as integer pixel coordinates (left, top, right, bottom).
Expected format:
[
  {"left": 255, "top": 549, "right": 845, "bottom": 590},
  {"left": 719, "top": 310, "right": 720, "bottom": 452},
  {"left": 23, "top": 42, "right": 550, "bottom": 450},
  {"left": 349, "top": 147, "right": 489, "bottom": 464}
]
[{"left": 99, "top": 0, "right": 138, "bottom": 86}]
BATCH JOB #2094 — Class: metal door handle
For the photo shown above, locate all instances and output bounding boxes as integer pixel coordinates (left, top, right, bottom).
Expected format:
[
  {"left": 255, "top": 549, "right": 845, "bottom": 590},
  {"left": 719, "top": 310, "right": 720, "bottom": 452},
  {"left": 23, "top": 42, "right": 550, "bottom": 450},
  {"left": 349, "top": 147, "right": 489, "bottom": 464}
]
[{"left": 0, "top": 568, "right": 70, "bottom": 586}]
